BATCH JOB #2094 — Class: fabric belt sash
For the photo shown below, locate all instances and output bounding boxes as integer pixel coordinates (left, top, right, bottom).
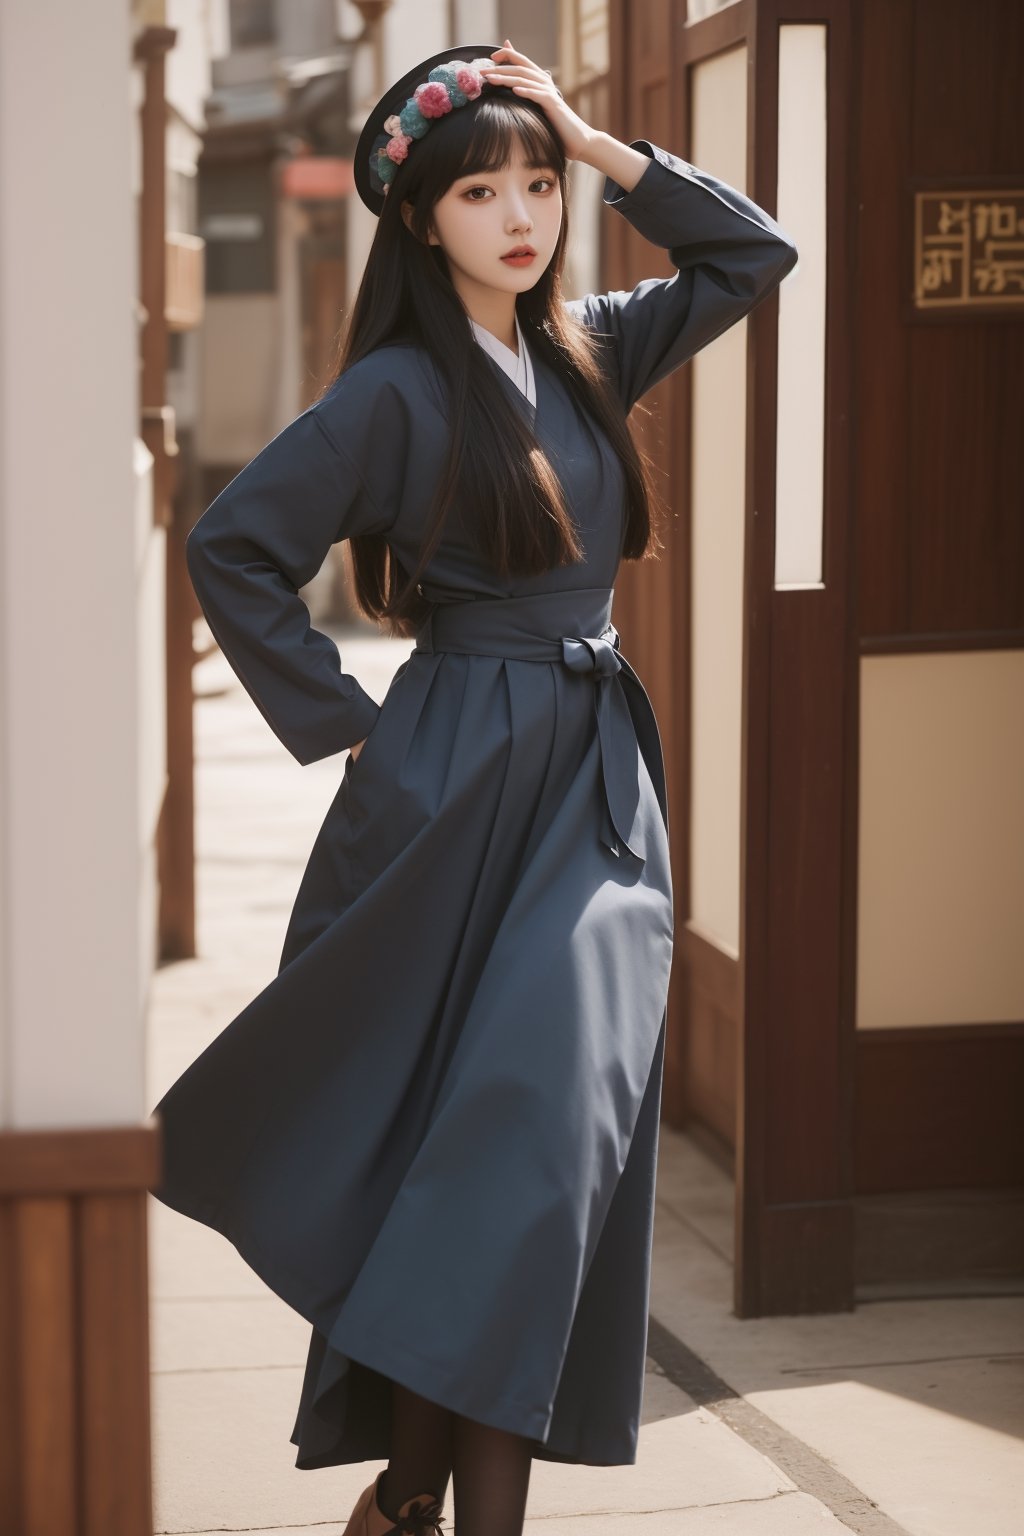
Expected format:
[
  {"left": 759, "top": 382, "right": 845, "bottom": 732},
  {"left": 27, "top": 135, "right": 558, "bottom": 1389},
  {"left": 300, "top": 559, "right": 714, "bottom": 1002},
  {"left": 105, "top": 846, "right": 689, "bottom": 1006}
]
[{"left": 413, "top": 586, "right": 669, "bottom": 862}]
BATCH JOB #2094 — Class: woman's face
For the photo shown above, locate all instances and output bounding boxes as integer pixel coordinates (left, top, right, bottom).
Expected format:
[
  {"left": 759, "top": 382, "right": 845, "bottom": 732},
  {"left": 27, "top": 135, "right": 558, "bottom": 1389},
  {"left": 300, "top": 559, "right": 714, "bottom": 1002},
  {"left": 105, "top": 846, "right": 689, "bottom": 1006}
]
[{"left": 408, "top": 140, "right": 563, "bottom": 298}]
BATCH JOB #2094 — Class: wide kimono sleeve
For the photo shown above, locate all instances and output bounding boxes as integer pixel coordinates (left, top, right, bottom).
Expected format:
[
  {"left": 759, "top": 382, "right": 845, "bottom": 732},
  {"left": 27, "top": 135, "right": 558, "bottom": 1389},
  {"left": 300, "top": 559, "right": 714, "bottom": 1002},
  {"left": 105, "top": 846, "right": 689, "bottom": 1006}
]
[
  {"left": 185, "top": 363, "right": 406, "bottom": 766},
  {"left": 565, "top": 138, "right": 799, "bottom": 413}
]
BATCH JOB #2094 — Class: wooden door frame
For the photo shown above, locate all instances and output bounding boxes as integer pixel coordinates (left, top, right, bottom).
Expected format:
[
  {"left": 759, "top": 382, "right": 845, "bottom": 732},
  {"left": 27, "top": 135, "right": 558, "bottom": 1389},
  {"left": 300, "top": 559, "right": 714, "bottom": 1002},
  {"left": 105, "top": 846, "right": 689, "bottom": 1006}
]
[{"left": 734, "top": 0, "right": 857, "bottom": 1315}]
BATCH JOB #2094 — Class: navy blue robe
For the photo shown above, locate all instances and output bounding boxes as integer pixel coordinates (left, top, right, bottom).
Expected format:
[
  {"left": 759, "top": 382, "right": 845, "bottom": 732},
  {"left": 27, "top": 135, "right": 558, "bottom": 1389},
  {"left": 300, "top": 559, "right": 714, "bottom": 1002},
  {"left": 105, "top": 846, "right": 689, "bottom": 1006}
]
[{"left": 150, "top": 139, "right": 798, "bottom": 1470}]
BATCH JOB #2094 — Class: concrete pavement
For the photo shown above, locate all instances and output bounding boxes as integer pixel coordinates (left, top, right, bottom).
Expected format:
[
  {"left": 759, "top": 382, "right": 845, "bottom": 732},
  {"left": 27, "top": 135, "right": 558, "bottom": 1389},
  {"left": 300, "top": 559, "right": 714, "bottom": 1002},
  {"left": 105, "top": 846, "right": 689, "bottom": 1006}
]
[{"left": 146, "top": 625, "right": 1024, "bottom": 1534}]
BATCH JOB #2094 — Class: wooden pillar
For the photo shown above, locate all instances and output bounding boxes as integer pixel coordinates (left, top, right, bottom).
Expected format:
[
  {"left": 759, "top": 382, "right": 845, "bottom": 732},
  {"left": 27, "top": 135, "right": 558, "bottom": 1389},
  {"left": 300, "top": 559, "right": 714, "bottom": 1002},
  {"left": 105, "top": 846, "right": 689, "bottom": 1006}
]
[
  {"left": 734, "top": 0, "right": 856, "bottom": 1315},
  {"left": 0, "top": 1125, "right": 162, "bottom": 1536},
  {"left": 135, "top": 25, "right": 195, "bottom": 965}
]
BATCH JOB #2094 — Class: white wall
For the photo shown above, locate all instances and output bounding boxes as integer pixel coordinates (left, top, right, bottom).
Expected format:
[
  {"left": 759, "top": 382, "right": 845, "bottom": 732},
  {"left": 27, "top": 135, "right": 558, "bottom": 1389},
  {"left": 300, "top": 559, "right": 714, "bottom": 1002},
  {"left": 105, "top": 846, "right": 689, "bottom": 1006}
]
[
  {"left": 687, "top": 45, "right": 748, "bottom": 960},
  {"left": 774, "top": 23, "right": 825, "bottom": 589},
  {"left": 858, "top": 650, "right": 1024, "bottom": 1028},
  {"left": 0, "top": 3, "right": 145, "bottom": 1126}
]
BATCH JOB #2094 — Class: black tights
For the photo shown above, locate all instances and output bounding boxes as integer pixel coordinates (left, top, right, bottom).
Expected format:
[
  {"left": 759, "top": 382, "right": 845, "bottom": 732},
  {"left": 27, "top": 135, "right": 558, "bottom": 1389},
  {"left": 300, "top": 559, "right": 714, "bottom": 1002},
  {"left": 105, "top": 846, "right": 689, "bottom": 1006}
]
[{"left": 378, "top": 1379, "right": 533, "bottom": 1536}]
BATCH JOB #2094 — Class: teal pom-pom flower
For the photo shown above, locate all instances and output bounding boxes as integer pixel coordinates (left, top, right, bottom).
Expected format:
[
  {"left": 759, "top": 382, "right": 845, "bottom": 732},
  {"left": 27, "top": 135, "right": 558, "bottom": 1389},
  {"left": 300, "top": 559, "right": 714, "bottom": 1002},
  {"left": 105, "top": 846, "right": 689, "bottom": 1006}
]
[
  {"left": 399, "top": 98, "right": 431, "bottom": 138},
  {"left": 428, "top": 64, "right": 468, "bottom": 107}
]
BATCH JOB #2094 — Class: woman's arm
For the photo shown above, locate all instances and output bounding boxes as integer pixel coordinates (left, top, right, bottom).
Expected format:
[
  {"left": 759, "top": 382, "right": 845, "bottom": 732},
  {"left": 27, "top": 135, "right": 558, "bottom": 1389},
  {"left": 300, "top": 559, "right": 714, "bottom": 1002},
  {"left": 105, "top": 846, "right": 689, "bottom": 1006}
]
[
  {"left": 566, "top": 133, "right": 799, "bottom": 413},
  {"left": 186, "top": 369, "right": 405, "bottom": 766}
]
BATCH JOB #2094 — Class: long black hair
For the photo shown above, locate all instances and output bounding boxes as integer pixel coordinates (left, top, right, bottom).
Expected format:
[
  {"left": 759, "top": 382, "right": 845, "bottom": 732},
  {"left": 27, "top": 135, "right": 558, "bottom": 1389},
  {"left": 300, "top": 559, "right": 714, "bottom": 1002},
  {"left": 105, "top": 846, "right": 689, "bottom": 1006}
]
[{"left": 322, "top": 86, "right": 665, "bottom": 637}]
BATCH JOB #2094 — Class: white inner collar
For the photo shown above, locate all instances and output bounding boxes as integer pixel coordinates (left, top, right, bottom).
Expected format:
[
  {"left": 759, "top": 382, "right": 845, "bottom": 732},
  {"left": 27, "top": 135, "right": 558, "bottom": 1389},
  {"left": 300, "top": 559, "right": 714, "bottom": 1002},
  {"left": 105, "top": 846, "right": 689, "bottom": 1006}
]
[{"left": 469, "top": 311, "right": 536, "bottom": 407}]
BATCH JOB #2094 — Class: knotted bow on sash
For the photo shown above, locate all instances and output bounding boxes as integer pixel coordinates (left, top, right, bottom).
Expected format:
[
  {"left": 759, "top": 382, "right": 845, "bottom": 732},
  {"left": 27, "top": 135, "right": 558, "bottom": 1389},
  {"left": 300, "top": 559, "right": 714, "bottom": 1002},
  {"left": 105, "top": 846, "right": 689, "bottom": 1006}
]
[
  {"left": 560, "top": 624, "right": 642, "bottom": 858},
  {"left": 413, "top": 586, "right": 669, "bottom": 864}
]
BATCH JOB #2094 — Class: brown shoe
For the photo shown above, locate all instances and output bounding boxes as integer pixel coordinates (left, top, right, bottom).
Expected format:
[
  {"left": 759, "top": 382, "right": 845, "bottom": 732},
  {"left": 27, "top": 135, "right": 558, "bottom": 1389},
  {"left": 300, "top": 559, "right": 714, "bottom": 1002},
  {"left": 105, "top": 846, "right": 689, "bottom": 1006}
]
[{"left": 342, "top": 1468, "right": 446, "bottom": 1535}]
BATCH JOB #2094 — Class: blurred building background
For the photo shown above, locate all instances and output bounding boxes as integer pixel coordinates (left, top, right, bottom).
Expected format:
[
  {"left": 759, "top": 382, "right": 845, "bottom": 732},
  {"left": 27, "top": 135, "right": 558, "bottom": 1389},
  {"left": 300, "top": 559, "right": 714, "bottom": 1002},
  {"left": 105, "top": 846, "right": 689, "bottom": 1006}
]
[{"left": 0, "top": 0, "right": 1021, "bottom": 1531}]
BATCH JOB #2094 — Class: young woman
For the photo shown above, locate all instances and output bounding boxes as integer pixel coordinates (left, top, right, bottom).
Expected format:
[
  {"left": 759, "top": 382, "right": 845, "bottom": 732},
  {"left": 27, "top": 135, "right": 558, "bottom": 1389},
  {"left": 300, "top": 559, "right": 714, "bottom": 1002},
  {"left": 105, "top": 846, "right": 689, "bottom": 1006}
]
[{"left": 150, "top": 38, "right": 798, "bottom": 1536}]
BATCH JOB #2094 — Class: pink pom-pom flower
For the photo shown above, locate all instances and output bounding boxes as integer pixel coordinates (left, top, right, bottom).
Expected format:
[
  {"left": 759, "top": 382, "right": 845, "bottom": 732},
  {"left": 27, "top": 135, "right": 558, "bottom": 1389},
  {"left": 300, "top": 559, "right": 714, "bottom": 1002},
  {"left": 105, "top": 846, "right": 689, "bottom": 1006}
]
[
  {"left": 414, "top": 80, "right": 454, "bottom": 119},
  {"left": 454, "top": 65, "right": 484, "bottom": 100},
  {"left": 385, "top": 133, "right": 413, "bottom": 164}
]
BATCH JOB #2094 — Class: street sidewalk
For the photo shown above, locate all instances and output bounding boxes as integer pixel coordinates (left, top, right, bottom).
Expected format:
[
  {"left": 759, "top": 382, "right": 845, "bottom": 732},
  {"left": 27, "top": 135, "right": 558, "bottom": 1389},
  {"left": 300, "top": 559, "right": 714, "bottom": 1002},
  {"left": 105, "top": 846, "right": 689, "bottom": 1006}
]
[{"left": 147, "top": 629, "right": 1023, "bottom": 1535}]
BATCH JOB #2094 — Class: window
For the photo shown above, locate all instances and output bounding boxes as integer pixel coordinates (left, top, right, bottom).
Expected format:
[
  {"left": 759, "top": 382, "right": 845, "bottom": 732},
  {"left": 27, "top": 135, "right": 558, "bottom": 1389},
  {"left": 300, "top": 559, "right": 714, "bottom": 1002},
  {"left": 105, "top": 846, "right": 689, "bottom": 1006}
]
[{"left": 229, "top": 0, "right": 274, "bottom": 49}]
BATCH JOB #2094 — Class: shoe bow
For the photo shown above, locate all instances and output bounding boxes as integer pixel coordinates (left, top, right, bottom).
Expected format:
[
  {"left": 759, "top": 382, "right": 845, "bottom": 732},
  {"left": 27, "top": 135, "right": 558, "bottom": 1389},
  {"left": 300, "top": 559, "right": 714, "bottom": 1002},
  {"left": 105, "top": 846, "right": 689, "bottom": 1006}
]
[{"left": 390, "top": 1493, "right": 446, "bottom": 1535}]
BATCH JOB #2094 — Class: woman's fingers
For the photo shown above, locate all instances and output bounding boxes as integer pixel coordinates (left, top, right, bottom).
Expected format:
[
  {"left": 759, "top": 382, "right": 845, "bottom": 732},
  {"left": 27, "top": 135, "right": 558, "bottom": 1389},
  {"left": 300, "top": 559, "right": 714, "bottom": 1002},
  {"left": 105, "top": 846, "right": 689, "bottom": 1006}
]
[
  {"left": 488, "top": 42, "right": 541, "bottom": 71},
  {"left": 482, "top": 63, "right": 553, "bottom": 90},
  {"left": 486, "top": 41, "right": 558, "bottom": 91}
]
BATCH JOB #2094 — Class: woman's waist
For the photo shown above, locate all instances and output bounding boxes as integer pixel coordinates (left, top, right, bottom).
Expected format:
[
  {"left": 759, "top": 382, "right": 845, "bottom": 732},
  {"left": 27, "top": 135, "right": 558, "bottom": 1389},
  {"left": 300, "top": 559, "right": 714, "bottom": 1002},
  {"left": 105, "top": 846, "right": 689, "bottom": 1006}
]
[{"left": 413, "top": 585, "right": 616, "bottom": 662}]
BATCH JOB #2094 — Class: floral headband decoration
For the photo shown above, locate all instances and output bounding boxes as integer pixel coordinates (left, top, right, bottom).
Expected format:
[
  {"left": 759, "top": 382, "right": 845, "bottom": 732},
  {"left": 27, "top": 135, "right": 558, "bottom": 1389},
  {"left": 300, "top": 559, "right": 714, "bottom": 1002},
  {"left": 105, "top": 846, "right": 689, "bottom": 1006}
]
[{"left": 368, "top": 56, "right": 497, "bottom": 198}]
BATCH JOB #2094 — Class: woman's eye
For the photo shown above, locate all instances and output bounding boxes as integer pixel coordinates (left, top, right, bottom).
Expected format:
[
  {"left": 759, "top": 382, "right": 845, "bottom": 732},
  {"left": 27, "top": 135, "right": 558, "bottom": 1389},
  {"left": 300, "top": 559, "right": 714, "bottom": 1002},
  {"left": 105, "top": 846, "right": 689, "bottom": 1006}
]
[{"left": 463, "top": 178, "right": 555, "bottom": 200}]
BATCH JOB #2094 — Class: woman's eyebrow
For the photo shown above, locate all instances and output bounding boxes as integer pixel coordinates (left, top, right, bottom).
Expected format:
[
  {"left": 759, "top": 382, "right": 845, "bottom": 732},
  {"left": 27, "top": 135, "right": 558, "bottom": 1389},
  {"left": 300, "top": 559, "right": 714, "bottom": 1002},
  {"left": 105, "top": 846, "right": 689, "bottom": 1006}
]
[{"left": 455, "top": 163, "right": 556, "bottom": 181}]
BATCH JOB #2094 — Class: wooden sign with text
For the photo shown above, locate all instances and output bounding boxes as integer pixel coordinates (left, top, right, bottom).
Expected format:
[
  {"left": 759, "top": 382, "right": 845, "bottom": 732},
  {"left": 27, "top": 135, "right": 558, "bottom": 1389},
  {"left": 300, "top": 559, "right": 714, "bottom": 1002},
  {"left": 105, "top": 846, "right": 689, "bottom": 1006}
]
[{"left": 914, "top": 188, "right": 1024, "bottom": 311}]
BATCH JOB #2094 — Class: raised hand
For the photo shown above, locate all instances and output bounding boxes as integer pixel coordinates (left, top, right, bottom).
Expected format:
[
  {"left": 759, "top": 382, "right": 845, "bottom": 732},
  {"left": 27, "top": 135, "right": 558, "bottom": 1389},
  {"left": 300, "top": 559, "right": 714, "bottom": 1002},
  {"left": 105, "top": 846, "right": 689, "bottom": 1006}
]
[{"left": 480, "top": 39, "right": 595, "bottom": 163}]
